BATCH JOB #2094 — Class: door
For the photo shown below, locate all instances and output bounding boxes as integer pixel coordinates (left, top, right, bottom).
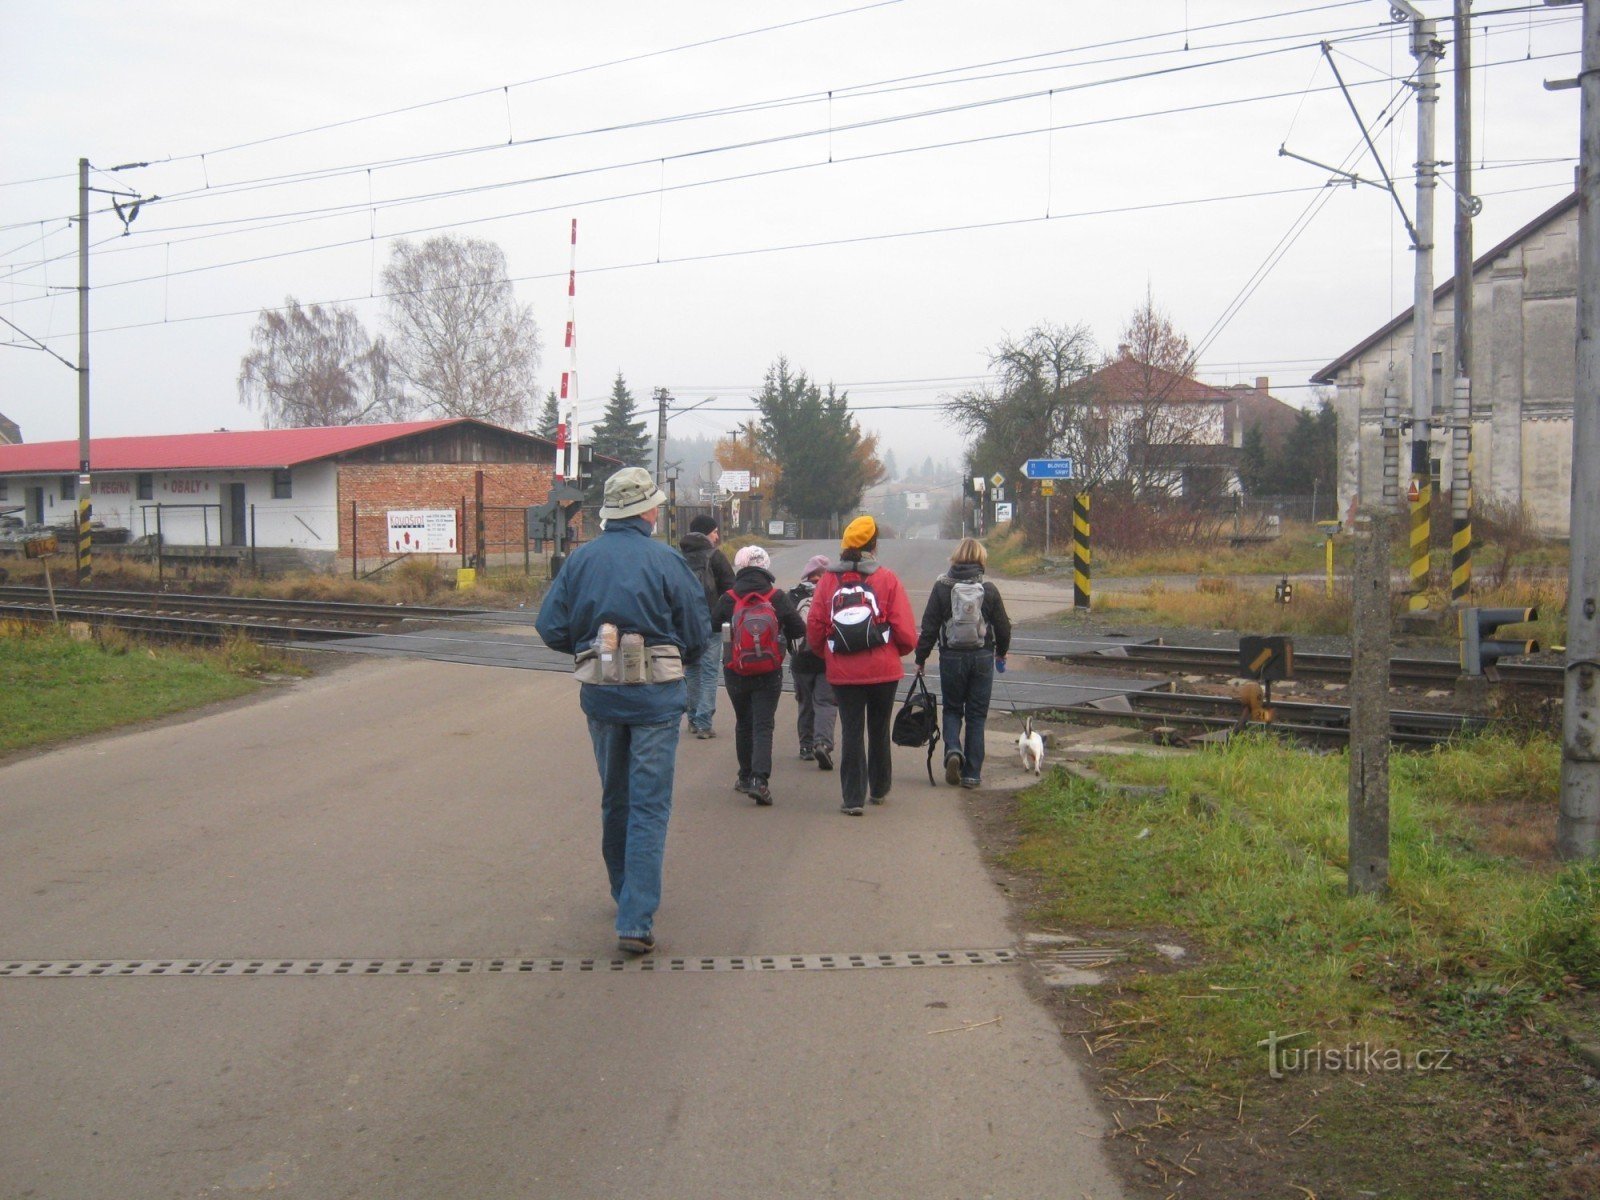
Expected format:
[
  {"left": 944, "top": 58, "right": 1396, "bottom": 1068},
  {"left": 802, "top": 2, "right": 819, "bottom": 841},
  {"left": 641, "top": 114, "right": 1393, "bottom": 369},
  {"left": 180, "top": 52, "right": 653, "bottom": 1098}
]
[
  {"left": 226, "top": 483, "right": 247, "bottom": 546},
  {"left": 25, "top": 486, "right": 43, "bottom": 525}
]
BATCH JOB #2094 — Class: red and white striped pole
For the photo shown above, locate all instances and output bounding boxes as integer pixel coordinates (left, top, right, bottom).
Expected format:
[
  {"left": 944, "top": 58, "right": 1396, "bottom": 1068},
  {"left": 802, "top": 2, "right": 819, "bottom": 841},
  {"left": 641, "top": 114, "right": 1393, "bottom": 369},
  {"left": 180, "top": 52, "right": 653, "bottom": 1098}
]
[{"left": 558, "top": 217, "right": 579, "bottom": 482}]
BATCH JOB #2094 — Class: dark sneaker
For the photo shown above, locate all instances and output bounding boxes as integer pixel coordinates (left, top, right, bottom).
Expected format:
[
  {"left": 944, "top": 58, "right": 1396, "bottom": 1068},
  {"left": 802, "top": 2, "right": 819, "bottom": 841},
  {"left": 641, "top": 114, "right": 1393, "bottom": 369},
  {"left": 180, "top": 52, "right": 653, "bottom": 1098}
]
[
  {"left": 734, "top": 774, "right": 754, "bottom": 794},
  {"left": 840, "top": 804, "right": 864, "bottom": 816},
  {"left": 751, "top": 779, "right": 773, "bottom": 806},
  {"left": 617, "top": 934, "right": 655, "bottom": 956},
  {"left": 799, "top": 744, "right": 815, "bottom": 761},
  {"left": 961, "top": 778, "right": 980, "bottom": 790},
  {"left": 814, "top": 744, "right": 833, "bottom": 771},
  {"left": 697, "top": 727, "right": 717, "bottom": 740},
  {"left": 944, "top": 751, "right": 963, "bottom": 786},
  {"left": 869, "top": 794, "right": 887, "bottom": 806}
]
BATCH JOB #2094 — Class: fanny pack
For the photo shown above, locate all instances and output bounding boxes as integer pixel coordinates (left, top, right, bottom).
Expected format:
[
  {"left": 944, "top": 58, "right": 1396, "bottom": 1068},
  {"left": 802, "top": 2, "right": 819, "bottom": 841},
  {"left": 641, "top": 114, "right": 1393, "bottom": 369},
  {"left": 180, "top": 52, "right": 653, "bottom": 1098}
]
[{"left": 573, "top": 642, "right": 685, "bottom": 685}]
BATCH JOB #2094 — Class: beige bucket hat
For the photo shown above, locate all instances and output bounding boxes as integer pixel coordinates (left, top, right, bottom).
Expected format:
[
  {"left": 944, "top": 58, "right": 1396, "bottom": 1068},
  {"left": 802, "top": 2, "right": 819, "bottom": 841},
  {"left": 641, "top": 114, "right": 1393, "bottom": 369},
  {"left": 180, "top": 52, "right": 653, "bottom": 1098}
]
[{"left": 598, "top": 466, "right": 667, "bottom": 520}]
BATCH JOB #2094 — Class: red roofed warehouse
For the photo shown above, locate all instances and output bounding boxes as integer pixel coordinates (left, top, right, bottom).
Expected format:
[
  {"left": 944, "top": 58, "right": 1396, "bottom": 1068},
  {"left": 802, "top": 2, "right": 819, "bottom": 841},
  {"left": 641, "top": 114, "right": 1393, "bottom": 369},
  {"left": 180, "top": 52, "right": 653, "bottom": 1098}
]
[{"left": 0, "top": 419, "right": 580, "bottom": 572}]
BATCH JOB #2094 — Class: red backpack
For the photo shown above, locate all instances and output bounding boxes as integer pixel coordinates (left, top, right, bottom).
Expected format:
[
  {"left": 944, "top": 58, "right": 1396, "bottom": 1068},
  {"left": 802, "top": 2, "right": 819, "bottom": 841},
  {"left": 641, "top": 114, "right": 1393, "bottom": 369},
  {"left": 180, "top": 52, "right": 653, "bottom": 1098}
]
[{"left": 726, "top": 588, "right": 784, "bottom": 675}]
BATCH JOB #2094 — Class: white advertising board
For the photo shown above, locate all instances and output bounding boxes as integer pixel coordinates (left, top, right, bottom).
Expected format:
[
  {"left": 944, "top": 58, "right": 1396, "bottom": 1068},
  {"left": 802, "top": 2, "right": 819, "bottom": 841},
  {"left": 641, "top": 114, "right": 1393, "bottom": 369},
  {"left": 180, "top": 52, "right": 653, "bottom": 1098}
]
[
  {"left": 718, "top": 470, "right": 752, "bottom": 493},
  {"left": 387, "top": 508, "right": 458, "bottom": 554},
  {"left": 768, "top": 519, "right": 786, "bottom": 536},
  {"left": 993, "top": 502, "right": 1014, "bottom": 523}
]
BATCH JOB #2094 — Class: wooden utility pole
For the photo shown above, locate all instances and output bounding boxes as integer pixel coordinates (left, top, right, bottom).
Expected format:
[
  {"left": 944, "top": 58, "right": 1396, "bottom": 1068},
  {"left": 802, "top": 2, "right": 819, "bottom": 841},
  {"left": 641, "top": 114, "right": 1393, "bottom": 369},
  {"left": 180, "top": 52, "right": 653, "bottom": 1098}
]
[{"left": 1559, "top": 0, "right": 1600, "bottom": 861}]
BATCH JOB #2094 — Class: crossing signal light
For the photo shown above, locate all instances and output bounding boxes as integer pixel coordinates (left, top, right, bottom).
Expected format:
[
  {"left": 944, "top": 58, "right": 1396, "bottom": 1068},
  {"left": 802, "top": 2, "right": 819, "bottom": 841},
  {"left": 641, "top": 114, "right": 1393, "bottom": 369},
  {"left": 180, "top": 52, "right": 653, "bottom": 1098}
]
[{"left": 1459, "top": 606, "right": 1539, "bottom": 678}]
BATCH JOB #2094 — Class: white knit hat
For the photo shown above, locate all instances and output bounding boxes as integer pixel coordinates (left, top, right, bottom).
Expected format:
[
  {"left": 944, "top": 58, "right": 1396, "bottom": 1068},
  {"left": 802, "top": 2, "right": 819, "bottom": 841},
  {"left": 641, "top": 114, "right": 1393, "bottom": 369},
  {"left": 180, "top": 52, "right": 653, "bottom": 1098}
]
[{"left": 733, "top": 544, "right": 770, "bottom": 571}]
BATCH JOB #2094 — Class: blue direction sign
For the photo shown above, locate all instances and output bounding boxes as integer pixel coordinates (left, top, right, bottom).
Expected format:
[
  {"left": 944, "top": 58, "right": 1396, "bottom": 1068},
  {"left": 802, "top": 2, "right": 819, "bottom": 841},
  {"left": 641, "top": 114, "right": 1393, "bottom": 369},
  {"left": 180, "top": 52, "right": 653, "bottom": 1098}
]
[{"left": 1022, "top": 458, "right": 1074, "bottom": 479}]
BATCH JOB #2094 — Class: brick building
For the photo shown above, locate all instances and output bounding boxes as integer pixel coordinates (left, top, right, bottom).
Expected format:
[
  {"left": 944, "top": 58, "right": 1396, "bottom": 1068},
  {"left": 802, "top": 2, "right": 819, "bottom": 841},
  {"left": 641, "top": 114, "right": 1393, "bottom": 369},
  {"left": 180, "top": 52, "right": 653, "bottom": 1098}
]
[{"left": 0, "top": 419, "right": 583, "bottom": 571}]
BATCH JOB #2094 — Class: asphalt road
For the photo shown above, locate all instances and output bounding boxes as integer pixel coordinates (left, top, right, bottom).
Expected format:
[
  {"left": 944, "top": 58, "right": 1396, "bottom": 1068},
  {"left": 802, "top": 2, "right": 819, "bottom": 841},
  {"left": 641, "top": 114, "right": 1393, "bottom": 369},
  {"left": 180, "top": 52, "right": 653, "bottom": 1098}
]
[{"left": 0, "top": 580, "right": 1127, "bottom": 1197}]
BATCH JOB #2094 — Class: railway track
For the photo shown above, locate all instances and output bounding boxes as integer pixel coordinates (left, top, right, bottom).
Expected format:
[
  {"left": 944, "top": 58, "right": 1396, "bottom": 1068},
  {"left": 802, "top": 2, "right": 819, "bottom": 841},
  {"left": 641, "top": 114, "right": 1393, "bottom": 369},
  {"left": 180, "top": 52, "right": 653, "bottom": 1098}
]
[
  {"left": 1047, "top": 640, "right": 1562, "bottom": 693},
  {"left": 0, "top": 586, "right": 486, "bottom": 645},
  {"left": 1063, "top": 689, "right": 1486, "bottom": 748}
]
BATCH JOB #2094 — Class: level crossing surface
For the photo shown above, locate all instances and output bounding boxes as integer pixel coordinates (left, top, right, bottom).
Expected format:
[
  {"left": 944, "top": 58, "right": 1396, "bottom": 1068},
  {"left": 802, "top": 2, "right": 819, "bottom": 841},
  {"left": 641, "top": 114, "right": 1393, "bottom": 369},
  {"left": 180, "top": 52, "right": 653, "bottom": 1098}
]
[
  {"left": 0, "top": 647, "right": 1127, "bottom": 1198},
  {"left": 305, "top": 538, "right": 1160, "bottom": 711}
]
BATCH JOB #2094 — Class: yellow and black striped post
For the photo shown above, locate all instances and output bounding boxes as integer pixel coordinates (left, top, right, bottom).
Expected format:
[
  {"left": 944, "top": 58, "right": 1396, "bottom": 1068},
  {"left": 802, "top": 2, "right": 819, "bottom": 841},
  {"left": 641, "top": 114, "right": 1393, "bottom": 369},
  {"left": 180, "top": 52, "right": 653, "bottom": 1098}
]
[
  {"left": 75, "top": 487, "right": 92, "bottom": 586},
  {"left": 1072, "top": 491, "right": 1090, "bottom": 610},
  {"left": 1450, "top": 512, "right": 1471, "bottom": 603},
  {"left": 1407, "top": 478, "right": 1430, "bottom": 612}
]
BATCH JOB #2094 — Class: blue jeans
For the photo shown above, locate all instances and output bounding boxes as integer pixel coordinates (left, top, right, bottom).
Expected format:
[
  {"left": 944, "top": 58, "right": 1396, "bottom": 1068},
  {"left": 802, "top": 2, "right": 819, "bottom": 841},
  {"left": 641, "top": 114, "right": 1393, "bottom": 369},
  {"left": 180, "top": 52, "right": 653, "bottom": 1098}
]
[
  {"left": 685, "top": 644, "right": 721, "bottom": 732},
  {"left": 939, "top": 649, "right": 994, "bottom": 781},
  {"left": 586, "top": 716, "right": 680, "bottom": 940}
]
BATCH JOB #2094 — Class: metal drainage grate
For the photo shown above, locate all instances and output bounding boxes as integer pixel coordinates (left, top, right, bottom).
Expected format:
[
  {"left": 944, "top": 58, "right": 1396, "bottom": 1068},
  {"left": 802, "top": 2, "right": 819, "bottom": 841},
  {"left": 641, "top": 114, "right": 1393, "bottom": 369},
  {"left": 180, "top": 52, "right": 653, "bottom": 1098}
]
[
  {"left": 0, "top": 948, "right": 1018, "bottom": 978},
  {"left": 1027, "top": 947, "right": 1128, "bottom": 967}
]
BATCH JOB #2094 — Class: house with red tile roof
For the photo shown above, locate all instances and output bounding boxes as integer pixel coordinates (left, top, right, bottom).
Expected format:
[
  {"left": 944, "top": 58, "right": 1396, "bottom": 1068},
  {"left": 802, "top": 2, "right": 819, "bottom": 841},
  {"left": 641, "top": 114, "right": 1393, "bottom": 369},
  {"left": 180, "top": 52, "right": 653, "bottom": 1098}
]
[
  {"left": 0, "top": 418, "right": 588, "bottom": 571},
  {"left": 1066, "top": 352, "right": 1299, "bottom": 500}
]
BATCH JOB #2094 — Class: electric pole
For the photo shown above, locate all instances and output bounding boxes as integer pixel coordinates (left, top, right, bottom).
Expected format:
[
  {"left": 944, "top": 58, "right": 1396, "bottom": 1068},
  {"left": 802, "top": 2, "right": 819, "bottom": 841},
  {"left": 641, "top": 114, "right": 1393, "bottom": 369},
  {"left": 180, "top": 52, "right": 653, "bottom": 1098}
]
[
  {"left": 77, "top": 157, "right": 92, "bottom": 586},
  {"left": 1451, "top": 0, "right": 1477, "bottom": 604},
  {"left": 1558, "top": 0, "right": 1600, "bottom": 861},
  {"left": 655, "top": 387, "right": 669, "bottom": 483},
  {"left": 1402, "top": 3, "right": 1444, "bottom": 613}
]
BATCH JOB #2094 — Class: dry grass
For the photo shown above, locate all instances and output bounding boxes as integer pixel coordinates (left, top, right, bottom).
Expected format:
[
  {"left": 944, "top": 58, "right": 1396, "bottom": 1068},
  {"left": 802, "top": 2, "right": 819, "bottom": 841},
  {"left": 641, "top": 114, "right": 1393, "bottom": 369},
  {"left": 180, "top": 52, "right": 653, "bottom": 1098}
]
[{"left": 1097, "top": 576, "right": 1356, "bottom": 636}]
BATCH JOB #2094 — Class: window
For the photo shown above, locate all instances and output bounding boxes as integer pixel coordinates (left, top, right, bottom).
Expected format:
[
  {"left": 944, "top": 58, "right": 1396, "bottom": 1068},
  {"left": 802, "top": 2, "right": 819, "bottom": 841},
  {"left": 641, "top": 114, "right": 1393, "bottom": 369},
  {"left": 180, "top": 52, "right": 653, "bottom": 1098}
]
[
  {"left": 60, "top": 475, "right": 75, "bottom": 500},
  {"left": 0, "top": 480, "right": 7, "bottom": 501},
  {"left": 272, "top": 469, "right": 293, "bottom": 499},
  {"left": 137, "top": 473, "right": 153, "bottom": 500}
]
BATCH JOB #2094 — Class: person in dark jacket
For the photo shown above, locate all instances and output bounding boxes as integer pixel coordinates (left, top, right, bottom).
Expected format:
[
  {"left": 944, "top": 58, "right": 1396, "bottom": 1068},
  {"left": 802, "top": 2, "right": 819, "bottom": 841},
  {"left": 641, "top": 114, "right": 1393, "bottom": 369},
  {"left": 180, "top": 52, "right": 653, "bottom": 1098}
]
[
  {"left": 914, "top": 537, "right": 1012, "bottom": 789},
  {"left": 677, "top": 514, "right": 735, "bottom": 738},
  {"left": 788, "top": 553, "right": 837, "bottom": 771},
  {"left": 710, "top": 544, "right": 807, "bottom": 806},
  {"left": 535, "top": 468, "right": 711, "bottom": 956},
  {"left": 805, "top": 516, "right": 918, "bottom": 816}
]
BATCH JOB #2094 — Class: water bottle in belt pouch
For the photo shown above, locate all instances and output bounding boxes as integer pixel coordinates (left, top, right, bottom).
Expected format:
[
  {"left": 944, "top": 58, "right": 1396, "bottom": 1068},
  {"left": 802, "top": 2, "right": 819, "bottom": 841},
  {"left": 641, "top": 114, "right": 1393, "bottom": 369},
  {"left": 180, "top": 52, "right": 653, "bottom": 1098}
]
[
  {"left": 596, "top": 623, "right": 621, "bottom": 684},
  {"left": 620, "top": 632, "right": 648, "bottom": 684}
]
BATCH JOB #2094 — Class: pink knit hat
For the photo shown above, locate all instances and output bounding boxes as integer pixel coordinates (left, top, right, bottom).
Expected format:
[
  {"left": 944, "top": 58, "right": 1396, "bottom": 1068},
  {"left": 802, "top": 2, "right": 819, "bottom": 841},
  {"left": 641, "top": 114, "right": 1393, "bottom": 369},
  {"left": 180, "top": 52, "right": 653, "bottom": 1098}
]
[{"left": 802, "top": 554, "right": 831, "bottom": 579}]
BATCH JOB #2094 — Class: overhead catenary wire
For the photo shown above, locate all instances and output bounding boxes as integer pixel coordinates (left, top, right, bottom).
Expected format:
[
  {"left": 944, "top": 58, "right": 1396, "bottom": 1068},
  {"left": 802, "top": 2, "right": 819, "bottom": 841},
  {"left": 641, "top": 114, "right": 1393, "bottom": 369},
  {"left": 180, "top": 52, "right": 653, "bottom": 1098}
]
[
  {"left": 1, "top": 1, "right": 1571, "bottom": 241},
  {"left": 0, "top": 42, "right": 1575, "bottom": 302}
]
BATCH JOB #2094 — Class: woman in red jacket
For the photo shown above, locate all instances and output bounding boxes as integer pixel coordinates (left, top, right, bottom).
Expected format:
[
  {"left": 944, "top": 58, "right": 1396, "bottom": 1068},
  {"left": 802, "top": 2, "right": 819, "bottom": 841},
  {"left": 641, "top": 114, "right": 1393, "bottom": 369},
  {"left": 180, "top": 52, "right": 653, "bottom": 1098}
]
[{"left": 805, "top": 516, "right": 918, "bottom": 816}]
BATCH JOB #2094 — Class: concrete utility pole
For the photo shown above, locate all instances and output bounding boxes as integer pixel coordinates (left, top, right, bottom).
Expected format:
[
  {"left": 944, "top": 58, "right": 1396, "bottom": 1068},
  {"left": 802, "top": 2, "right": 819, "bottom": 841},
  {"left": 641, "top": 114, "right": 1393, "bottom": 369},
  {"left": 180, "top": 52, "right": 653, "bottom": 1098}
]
[
  {"left": 655, "top": 387, "right": 668, "bottom": 483},
  {"left": 1558, "top": 0, "right": 1600, "bottom": 861},
  {"left": 1402, "top": 2, "right": 1444, "bottom": 612},
  {"left": 1451, "top": 0, "right": 1476, "bottom": 603},
  {"left": 76, "top": 157, "right": 92, "bottom": 586}
]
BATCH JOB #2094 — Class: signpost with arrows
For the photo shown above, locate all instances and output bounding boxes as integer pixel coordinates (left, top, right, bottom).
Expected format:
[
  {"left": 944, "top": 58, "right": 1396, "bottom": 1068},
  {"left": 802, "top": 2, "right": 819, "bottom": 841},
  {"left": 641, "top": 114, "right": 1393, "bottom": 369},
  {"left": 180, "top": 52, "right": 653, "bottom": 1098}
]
[{"left": 1023, "top": 459, "right": 1073, "bottom": 555}]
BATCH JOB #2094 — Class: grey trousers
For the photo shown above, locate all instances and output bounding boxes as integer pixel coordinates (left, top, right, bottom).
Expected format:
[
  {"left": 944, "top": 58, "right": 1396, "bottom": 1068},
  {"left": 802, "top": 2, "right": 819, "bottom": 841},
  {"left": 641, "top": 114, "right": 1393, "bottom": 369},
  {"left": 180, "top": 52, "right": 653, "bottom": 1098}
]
[{"left": 793, "top": 666, "right": 837, "bottom": 749}]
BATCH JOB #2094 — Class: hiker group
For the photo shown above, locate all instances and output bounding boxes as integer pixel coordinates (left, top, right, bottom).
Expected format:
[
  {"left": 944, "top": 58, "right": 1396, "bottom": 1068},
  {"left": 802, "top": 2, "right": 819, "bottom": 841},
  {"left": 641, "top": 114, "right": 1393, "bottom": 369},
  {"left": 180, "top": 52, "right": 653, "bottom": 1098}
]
[{"left": 536, "top": 467, "right": 1011, "bottom": 956}]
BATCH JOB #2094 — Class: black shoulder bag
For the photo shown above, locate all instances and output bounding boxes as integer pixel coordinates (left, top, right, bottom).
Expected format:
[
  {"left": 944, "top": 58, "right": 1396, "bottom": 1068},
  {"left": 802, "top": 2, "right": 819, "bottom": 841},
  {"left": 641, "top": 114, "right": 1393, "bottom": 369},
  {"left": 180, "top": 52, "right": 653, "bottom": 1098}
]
[{"left": 891, "top": 672, "right": 941, "bottom": 784}]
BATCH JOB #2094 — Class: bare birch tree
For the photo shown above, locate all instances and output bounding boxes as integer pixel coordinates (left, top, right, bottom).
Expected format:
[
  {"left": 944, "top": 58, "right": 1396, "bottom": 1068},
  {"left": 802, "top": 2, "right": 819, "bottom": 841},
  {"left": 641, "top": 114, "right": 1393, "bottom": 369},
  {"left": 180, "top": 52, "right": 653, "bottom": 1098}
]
[
  {"left": 238, "top": 298, "right": 408, "bottom": 428},
  {"left": 381, "top": 235, "right": 540, "bottom": 427}
]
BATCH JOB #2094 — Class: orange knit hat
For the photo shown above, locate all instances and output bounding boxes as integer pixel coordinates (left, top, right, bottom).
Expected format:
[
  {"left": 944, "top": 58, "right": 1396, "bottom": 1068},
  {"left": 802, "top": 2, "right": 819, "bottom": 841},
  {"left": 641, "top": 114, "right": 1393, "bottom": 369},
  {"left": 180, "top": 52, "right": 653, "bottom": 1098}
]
[{"left": 841, "top": 515, "right": 877, "bottom": 550}]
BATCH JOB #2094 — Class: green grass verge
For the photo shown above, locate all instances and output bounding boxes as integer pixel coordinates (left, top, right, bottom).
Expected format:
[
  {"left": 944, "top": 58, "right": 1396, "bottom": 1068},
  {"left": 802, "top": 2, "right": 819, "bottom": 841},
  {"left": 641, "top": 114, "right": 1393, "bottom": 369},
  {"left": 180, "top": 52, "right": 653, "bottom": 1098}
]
[
  {"left": 1013, "top": 734, "right": 1599, "bottom": 1196},
  {"left": 0, "top": 626, "right": 283, "bottom": 757}
]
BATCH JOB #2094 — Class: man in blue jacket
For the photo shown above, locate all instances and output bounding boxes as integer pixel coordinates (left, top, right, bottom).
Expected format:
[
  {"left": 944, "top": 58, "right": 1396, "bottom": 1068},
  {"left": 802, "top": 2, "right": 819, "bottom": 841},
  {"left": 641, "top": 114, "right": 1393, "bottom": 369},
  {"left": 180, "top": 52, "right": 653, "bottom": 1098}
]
[{"left": 535, "top": 467, "right": 711, "bottom": 955}]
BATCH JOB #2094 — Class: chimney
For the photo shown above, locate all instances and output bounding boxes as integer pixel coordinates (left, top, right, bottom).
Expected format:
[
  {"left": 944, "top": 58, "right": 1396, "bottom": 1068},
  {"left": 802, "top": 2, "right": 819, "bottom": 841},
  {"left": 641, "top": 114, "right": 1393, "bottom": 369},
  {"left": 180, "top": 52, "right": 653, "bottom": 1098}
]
[
  {"left": 1255, "top": 376, "right": 1269, "bottom": 393},
  {"left": 1117, "top": 343, "right": 1132, "bottom": 359}
]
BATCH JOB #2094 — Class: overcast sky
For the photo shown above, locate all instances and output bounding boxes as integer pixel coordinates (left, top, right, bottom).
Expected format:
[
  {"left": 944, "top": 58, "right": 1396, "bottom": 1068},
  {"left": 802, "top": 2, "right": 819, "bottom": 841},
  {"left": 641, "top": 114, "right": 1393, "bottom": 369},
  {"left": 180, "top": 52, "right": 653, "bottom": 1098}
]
[{"left": 0, "top": 1, "right": 1583, "bottom": 476}]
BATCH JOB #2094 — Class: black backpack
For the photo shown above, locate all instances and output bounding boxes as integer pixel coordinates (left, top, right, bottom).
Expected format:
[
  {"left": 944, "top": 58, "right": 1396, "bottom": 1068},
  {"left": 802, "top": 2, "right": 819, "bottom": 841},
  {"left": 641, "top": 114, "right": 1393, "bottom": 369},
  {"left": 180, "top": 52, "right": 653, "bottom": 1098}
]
[{"left": 891, "top": 673, "right": 941, "bottom": 784}]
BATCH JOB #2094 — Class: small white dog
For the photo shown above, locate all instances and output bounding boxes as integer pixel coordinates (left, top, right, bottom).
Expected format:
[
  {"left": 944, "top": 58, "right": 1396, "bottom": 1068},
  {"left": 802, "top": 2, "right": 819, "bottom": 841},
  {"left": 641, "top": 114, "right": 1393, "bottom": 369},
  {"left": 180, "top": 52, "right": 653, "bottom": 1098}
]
[{"left": 1018, "top": 717, "right": 1045, "bottom": 776}]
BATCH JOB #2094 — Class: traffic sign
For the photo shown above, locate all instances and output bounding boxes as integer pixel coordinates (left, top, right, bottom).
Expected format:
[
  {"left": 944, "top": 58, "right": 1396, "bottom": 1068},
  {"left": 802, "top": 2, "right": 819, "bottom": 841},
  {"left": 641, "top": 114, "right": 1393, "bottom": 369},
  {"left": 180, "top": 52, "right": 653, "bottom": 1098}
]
[
  {"left": 1040, "top": 480, "right": 1055, "bottom": 497},
  {"left": 1406, "top": 478, "right": 1420, "bottom": 503},
  {"left": 1022, "top": 458, "right": 1074, "bottom": 479},
  {"left": 989, "top": 472, "right": 1005, "bottom": 489}
]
